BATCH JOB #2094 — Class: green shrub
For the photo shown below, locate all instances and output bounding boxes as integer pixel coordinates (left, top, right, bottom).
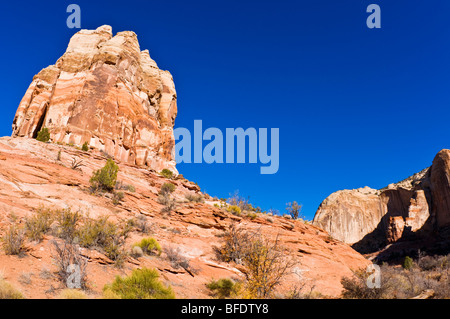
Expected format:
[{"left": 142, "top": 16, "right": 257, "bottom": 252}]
[
  {"left": 36, "top": 127, "right": 50, "bottom": 143},
  {"left": 403, "top": 256, "right": 414, "bottom": 270},
  {"left": 207, "top": 278, "right": 241, "bottom": 299},
  {"left": 54, "top": 208, "right": 81, "bottom": 241},
  {"left": 286, "top": 201, "right": 302, "bottom": 220},
  {"left": 160, "top": 169, "right": 174, "bottom": 179},
  {"left": 103, "top": 268, "right": 175, "bottom": 299},
  {"left": 58, "top": 289, "right": 88, "bottom": 299},
  {"left": 77, "top": 216, "right": 130, "bottom": 264},
  {"left": 134, "top": 237, "right": 162, "bottom": 256},
  {"left": 90, "top": 159, "right": 119, "bottom": 192},
  {"left": 25, "top": 207, "right": 54, "bottom": 242},
  {"left": 227, "top": 205, "right": 241, "bottom": 216},
  {"left": 82, "top": 142, "right": 90, "bottom": 152},
  {"left": 0, "top": 279, "right": 24, "bottom": 299}
]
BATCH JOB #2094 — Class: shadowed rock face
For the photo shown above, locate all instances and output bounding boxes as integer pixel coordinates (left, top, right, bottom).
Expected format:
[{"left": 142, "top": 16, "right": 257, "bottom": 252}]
[
  {"left": 12, "top": 25, "right": 178, "bottom": 173},
  {"left": 313, "top": 150, "right": 450, "bottom": 254}
]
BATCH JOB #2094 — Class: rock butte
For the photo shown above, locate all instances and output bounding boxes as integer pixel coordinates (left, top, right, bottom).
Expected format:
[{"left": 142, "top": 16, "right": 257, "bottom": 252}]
[
  {"left": 313, "top": 150, "right": 450, "bottom": 256},
  {"left": 12, "top": 25, "right": 178, "bottom": 173}
]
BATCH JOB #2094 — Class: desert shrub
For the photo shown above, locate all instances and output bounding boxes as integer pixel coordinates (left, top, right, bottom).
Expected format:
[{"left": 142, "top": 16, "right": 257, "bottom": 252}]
[
  {"left": 134, "top": 215, "right": 152, "bottom": 234},
  {"left": 112, "top": 191, "right": 125, "bottom": 205},
  {"left": 81, "top": 142, "right": 89, "bottom": 152},
  {"left": 227, "top": 205, "right": 242, "bottom": 216},
  {"left": 403, "top": 256, "right": 414, "bottom": 270},
  {"left": 160, "top": 169, "right": 174, "bottom": 179},
  {"left": 185, "top": 194, "right": 204, "bottom": 203},
  {"left": 58, "top": 289, "right": 88, "bottom": 299},
  {"left": 216, "top": 223, "right": 253, "bottom": 263},
  {"left": 51, "top": 239, "right": 88, "bottom": 289},
  {"left": 103, "top": 268, "right": 175, "bottom": 299},
  {"left": 0, "top": 279, "right": 24, "bottom": 299},
  {"left": 164, "top": 246, "right": 196, "bottom": 274},
  {"left": 77, "top": 216, "right": 130, "bottom": 265},
  {"left": 159, "top": 183, "right": 176, "bottom": 213},
  {"left": 206, "top": 278, "right": 241, "bottom": 299},
  {"left": 71, "top": 157, "right": 84, "bottom": 171},
  {"left": 160, "top": 183, "right": 176, "bottom": 195},
  {"left": 2, "top": 225, "right": 26, "bottom": 256},
  {"left": 133, "top": 237, "right": 162, "bottom": 256},
  {"left": 54, "top": 208, "right": 81, "bottom": 241},
  {"left": 36, "top": 127, "right": 50, "bottom": 143},
  {"left": 286, "top": 201, "right": 302, "bottom": 220},
  {"left": 227, "top": 191, "right": 253, "bottom": 211},
  {"left": 247, "top": 212, "right": 258, "bottom": 220},
  {"left": 217, "top": 224, "right": 294, "bottom": 298},
  {"left": 242, "top": 235, "right": 295, "bottom": 298},
  {"left": 25, "top": 207, "right": 54, "bottom": 242},
  {"left": 115, "top": 181, "right": 136, "bottom": 192},
  {"left": 131, "top": 246, "right": 144, "bottom": 258},
  {"left": 90, "top": 159, "right": 119, "bottom": 192}
]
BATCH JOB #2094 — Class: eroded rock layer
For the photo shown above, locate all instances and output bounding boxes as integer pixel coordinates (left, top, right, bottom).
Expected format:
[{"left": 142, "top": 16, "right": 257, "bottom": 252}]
[
  {"left": 12, "top": 25, "right": 178, "bottom": 173},
  {"left": 313, "top": 150, "right": 450, "bottom": 253}
]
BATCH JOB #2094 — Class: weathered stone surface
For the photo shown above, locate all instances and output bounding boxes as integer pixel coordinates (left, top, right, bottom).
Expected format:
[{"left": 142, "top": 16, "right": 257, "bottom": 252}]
[
  {"left": 12, "top": 25, "right": 178, "bottom": 173},
  {"left": 313, "top": 151, "right": 450, "bottom": 253}
]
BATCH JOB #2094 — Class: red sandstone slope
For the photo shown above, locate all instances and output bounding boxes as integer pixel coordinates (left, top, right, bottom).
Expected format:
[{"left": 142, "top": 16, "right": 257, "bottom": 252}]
[{"left": 0, "top": 137, "right": 369, "bottom": 299}]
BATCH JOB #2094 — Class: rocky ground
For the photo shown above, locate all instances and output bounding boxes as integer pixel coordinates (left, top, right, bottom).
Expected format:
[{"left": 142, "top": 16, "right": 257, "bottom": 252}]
[{"left": 0, "top": 137, "right": 369, "bottom": 299}]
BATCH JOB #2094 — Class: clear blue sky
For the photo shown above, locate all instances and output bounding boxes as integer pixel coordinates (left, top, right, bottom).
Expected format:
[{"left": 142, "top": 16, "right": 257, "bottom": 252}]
[{"left": 1, "top": 1, "right": 449, "bottom": 219}]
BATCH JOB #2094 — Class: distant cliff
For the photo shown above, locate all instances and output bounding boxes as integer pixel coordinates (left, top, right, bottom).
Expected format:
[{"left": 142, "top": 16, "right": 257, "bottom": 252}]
[{"left": 313, "top": 150, "right": 450, "bottom": 255}]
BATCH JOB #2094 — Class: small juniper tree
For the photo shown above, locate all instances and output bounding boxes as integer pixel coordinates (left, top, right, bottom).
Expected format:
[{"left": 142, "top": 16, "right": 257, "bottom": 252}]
[
  {"left": 286, "top": 201, "right": 302, "bottom": 220},
  {"left": 36, "top": 127, "right": 50, "bottom": 143}
]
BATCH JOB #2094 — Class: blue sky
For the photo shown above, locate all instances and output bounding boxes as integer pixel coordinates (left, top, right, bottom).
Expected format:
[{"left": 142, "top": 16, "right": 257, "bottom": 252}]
[{"left": 1, "top": 1, "right": 449, "bottom": 219}]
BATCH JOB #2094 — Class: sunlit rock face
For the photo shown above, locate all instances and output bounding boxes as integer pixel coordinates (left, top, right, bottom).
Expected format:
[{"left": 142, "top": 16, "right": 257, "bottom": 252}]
[{"left": 12, "top": 25, "right": 178, "bottom": 173}]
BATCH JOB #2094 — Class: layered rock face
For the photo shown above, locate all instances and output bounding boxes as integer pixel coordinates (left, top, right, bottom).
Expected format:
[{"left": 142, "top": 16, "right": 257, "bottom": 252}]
[
  {"left": 313, "top": 150, "right": 450, "bottom": 252},
  {"left": 12, "top": 25, "right": 178, "bottom": 173}
]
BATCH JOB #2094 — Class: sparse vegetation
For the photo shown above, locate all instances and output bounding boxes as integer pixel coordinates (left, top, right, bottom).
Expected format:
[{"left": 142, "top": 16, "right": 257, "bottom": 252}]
[
  {"left": 0, "top": 279, "right": 24, "bottom": 299},
  {"left": 71, "top": 157, "right": 84, "bottom": 171},
  {"left": 2, "top": 225, "right": 26, "bottom": 256},
  {"left": 185, "top": 193, "right": 204, "bottom": 203},
  {"left": 115, "top": 181, "right": 136, "bottom": 192},
  {"left": 58, "top": 289, "right": 88, "bottom": 299},
  {"left": 133, "top": 237, "right": 162, "bottom": 256},
  {"left": 286, "top": 201, "right": 302, "bottom": 220},
  {"left": 103, "top": 268, "right": 175, "bottom": 299},
  {"left": 403, "top": 256, "right": 414, "bottom": 270},
  {"left": 36, "top": 127, "right": 50, "bottom": 143},
  {"left": 159, "top": 183, "right": 176, "bottom": 213},
  {"left": 206, "top": 278, "right": 241, "bottom": 299},
  {"left": 76, "top": 215, "right": 131, "bottom": 266},
  {"left": 112, "top": 191, "right": 125, "bottom": 205},
  {"left": 341, "top": 254, "right": 450, "bottom": 299},
  {"left": 217, "top": 224, "right": 295, "bottom": 298},
  {"left": 53, "top": 208, "right": 81, "bottom": 241},
  {"left": 51, "top": 239, "right": 88, "bottom": 290},
  {"left": 90, "top": 159, "right": 119, "bottom": 193},
  {"left": 81, "top": 142, "right": 90, "bottom": 152},
  {"left": 25, "top": 207, "right": 54, "bottom": 242},
  {"left": 160, "top": 169, "right": 174, "bottom": 179},
  {"left": 164, "top": 246, "right": 197, "bottom": 275},
  {"left": 227, "top": 205, "right": 242, "bottom": 217}
]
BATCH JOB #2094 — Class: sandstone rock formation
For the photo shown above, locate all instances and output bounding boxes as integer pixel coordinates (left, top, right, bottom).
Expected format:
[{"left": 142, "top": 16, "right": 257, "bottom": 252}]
[
  {"left": 313, "top": 150, "right": 450, "bottom": 254},
  {"left": 12, "top": 25, "right": 178, "bottom": 173}
]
